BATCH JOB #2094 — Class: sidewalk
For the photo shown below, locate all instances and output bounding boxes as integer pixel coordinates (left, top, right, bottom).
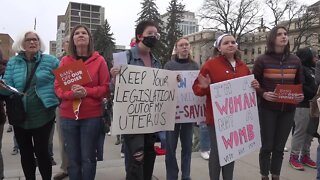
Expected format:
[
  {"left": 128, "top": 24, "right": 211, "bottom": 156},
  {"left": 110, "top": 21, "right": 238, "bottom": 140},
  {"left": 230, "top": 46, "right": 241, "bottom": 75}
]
[{"left": 1, "top": 123, "right": 317, "bottom": 180}]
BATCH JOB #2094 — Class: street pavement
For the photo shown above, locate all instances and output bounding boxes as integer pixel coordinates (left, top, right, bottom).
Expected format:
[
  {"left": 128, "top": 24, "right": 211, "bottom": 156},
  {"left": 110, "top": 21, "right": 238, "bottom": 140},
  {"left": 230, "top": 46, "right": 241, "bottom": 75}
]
[{"left": 1, "top": 123, "right": 317, "bottom": 180}]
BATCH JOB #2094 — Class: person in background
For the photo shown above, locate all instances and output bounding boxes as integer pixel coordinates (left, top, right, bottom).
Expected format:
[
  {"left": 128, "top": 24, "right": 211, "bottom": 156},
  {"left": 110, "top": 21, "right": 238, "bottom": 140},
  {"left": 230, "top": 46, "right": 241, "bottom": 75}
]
[
  {"left": 193, "top": 34, "right": 260, "bottom": 180},
  {"left": 0, "top": 30, "right": 60, "bottom": 180},
  {"left": 110, "top": 20, "right": 161, "bottom": 180},
  {"left": 54, "top": 24, "right": 109, "bottom": 180},
  {"left": 253, "top": 26, "right": 304, "bottom": 180},
  {"left": 164, "top": 37, "right": 198, "bottom": 180},
  {"left": 289, "top": 47, "right": 318, "bottom": 171},
  {"left": 0, "top": 51, "right": 6, "bottom": 180},
  {"left": 53, "top": 35, "right": 70, "bottom": 180}
]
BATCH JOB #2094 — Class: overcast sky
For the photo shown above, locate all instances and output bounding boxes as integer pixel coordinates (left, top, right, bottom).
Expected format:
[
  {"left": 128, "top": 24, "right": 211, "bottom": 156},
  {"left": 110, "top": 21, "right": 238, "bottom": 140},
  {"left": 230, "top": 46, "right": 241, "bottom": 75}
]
[{"left": 0, "top": 0, "right": 319, "bottom": 53}]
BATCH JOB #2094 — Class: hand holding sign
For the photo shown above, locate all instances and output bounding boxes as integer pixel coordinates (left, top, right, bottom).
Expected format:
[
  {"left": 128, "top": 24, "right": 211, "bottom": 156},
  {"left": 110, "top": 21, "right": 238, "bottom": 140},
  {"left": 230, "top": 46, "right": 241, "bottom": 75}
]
[
  {"left": 197, "top": 74, "right": 211, "bottom": 89},
  {"left": 71, "top": 84, "right": 87, "bottom": 99},
  {"left": 263, "top": 91, "right": 278, "bottom": 102}
]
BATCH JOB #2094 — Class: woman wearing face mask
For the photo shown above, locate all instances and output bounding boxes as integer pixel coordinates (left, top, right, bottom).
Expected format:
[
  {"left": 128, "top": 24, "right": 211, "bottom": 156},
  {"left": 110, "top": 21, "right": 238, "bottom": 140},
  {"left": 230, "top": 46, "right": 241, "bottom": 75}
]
[
  {"left": 192, "top": 34, "right": 260, "bottom": 180},
  {"left": 164, "top": 38, "right": 199, "bottom": 180},
  {"left": 110, "top": 20, "right": 161, "bottom": 180},
  {"left": 54, "top": 25, "right": 109, "bottom": 180},
  {"left": 253, "top": 26, "right": 304, "bottom": 180}
]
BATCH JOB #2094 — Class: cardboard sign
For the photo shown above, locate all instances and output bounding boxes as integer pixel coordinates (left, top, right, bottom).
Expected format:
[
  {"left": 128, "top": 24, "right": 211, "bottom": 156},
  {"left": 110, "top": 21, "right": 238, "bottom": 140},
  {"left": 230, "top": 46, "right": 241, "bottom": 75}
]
[
  {"left": 274, "top": 84, "right": 302, "bottom": 104},
  {"left": 175, "top": 71, "right": 206, "bottom": 123},
  {"left": 53, "top": 60, "right": 92, "bottom": 91},
  {"left": 210, "top": 75, "right": 261, "bottom": 166},
  {"left": 111, "top": 65, "right": 178, "bottom": 134}
]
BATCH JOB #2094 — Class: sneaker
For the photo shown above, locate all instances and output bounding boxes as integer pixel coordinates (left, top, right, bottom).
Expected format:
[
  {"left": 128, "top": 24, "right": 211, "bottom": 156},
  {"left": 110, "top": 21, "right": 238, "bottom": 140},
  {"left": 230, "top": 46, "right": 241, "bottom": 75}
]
[
  {"left": 284, "top": 147, "right": 288, "bottom": 152},
  {"left": 6, "top": 125, "right": 12, "bottom": 133},
  {"left": 120, "top": 152, "right": 125, "bottom": 158},
  {"left": 53, "top": 172, "right": 68, "bottom": 180},
  {"left": 301, "top": 154, "right": 317, "bottom": 168},
  {"left": 154, "top": 146, "right": 166, "bottom": 156},
  {"left": 200, "top": 151, "right": 209, "bottom": 160},
  {"left": 11, "top": 148, "right": 19, "bottom": 155},
  {"left": 115, "top": 139, "right": 120, "bottom": 145},
  {"left": 51, "top": 158, "right": 57, "bottom": 166},
  {"left": 107, "top": 132, "right": 111, "bottom": 136},
  {"left": 289, "top": 154, "right": 304, "bottom": 170}
]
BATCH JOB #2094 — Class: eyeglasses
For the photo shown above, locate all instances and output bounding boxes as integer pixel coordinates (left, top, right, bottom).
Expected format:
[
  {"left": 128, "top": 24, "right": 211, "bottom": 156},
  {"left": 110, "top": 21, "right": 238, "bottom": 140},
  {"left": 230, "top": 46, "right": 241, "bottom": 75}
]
[
  {"left": 177, "top": 43, "right": 190, "bottom": 48},
  {"left": 25, "top": 38, "right": 39, "bottom": 43},
  {"left": 146, "top": 32, "right": 160, "bottom": 40}
]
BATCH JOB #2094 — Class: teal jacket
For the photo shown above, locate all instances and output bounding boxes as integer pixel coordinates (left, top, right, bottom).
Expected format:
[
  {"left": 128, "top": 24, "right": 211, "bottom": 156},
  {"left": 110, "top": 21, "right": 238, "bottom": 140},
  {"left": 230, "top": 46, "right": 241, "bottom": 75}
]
[{"left": 1, "top": 51, "right": 60, "bottom": 110}]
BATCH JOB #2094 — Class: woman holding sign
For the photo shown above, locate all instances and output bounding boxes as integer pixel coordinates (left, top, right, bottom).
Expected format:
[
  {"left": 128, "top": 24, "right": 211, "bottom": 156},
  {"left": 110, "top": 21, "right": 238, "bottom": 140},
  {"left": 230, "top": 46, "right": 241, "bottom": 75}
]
[
  {"left": 164, "top": 38, "right": 199, "bottom": 180},
  {"left": 0, "top": 30, "right": 59, "bottom": 180},
  {"left": 253, "top": 26, "right": 304, "bottom": 180},
  {"left": 193, "top": 34, "right": 260, "bottom": 180},
  {"left": 54, "top": 24, "right": 109, "bottom": 180}
]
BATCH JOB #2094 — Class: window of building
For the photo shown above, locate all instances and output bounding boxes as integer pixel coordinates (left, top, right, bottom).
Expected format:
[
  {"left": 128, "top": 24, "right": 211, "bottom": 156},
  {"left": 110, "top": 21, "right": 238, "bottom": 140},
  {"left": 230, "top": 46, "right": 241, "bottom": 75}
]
[
  {"left": 294, "top": 37, "right": 298, "bottom": 47},
  {"left": 91, "top": 6, "right": 100, "bottom": 12},
  {"left": 244, "top": 49, "right": 248, "bottom": 55},
  {"left": 71, "top": 10, "right": 80, "bottom": 16},
  {"left": 81, "top": 18, "right": 90, "bottom": 23},
  {"left": 318, "top": 34, "right": 320, "bottom": 43},
  {"left": 81, "top": 11, "right": 90, "bottom": 17},
  {"left": 91, "top": 12, "right": 100, "bottom": 19},
  {"left": 91, "top": 19, "right": 100, "bottom": 24},
  {"left": 71, "top": 16, "right": 80, "bottom": 22},
  {"left": 258, "top": 47, "right": 261, "bottom": 54},
  {"left": 81, "top": 4, "right": 90, "bottom": 11},
  {"left": 244, "top": 37, "right": 248, "bottom": 42},
  {"left": 252, "top": 48, "right": 255, "bottom": 55},
  {"left": 71, "top": 3, "right": 80, "bottom": 9},
  {"left": 252, "top": 36, "right": 255, "bottom": 42}
]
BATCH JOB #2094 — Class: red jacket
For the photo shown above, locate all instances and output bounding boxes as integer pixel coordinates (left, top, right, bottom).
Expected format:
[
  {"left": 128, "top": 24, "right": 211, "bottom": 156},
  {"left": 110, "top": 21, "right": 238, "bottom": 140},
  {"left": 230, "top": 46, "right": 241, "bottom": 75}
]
[
  {"left": 192, "top": 55, "right": 251, "bottom": 125},
  {"left": 54, "top": 51, "right": 109, "bottom": 119}
]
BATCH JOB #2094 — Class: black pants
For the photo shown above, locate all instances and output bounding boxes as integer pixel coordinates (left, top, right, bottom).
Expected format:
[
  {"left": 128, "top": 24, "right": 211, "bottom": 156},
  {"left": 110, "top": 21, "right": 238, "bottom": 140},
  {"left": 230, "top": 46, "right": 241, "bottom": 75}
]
[
  {"left": 258, "top": 107, "right": 295, "bottom": 176},
  {"left": 14, "top": 121, "right": 53, "bottom": 180},
  {"left": 124, "top": 133, "right": 156, "bottom": 180}
]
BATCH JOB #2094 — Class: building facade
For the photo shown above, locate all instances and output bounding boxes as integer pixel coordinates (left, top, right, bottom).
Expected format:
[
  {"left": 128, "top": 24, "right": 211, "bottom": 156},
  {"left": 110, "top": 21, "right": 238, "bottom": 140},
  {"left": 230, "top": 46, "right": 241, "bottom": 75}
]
[
  {"left": 56, "top": 2, "right": 105, "bottom": 57},
  {"left": 49, "top": 41, "right": 57, "bottom": 56},
  {"left": 161, "top": 11, "right": 199, "bottom": 36},
  {"left": 0, "top": 33, "right": 14, "bottom": 60},
  {"left": 64, "top": 2, "right": 105, "bottom": 36}
]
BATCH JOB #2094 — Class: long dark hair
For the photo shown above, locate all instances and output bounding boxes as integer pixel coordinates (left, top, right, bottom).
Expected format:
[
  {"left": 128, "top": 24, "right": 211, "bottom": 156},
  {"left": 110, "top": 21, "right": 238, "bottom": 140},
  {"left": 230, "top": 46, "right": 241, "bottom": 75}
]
[
  {"left": 265, "top": 26, "right": 290, "bottom": 55},
  {"left": 68, "top": 24, "right": 94, "bottom": 57}
]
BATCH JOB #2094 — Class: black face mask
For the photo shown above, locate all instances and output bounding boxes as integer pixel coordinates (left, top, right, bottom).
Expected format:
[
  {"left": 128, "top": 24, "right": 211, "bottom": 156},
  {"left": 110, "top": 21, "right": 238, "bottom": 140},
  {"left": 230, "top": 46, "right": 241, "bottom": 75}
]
[{"left": 142, "top": 36, "right": 158, "bottom": 48}]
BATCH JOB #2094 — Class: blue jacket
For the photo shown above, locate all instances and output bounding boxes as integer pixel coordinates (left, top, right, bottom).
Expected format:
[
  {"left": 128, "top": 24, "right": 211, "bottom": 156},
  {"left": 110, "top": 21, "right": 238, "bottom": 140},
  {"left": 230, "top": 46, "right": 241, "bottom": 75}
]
[{"left": 1, "top": 51, "right": 60, "bottom": 109}]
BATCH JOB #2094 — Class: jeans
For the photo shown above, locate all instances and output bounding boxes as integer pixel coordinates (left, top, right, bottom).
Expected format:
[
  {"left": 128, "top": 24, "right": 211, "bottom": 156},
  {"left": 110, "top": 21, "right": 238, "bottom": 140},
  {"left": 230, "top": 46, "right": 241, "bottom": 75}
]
[
  {"left": 61, "top": 118, "right": 101, "bottom": 180},
  {"left": 123, "top": 133, "right": 156, "bottom": 180},
  {"left": 259, "top": 108, "right": 295, "bottom": 176},
  {"left": 48, "top": 123, "right": 55, "bottom": 158},
  {"left": 96, "top": 119, "right": 106, "bottom": 161},
  {"left": 291, "top": 108, "right": 313, "bottom": 156},
  {"left": 208, "top": 125, "right": 234, "bottom": 180},
  {"left": 165, "top": 123, "right": 193, "bottom": 180},
  {"left": 157, "top": 131, "right": 166, "bottom": 149},
  {"left": 317, "top": 142, "right": 320, "bottom": 180},
  {"left": 0, "top": 124, "right": 4, "bottom": 179},
  {"left": 55, "top": 108, "right": 68, "bottom": 172},
  {"left": 14, "top": 121, "right": 53, "bottom": 180},
  {"left": 199, "top": 122, "right": 210, "bottom": 152}
]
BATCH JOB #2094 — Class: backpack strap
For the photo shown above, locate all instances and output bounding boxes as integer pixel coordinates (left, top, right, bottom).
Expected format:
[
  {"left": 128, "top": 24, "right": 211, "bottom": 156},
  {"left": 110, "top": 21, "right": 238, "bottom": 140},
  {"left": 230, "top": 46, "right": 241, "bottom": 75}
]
[{"left": 127, "top": 49, "right": 132, "bottom": 65}]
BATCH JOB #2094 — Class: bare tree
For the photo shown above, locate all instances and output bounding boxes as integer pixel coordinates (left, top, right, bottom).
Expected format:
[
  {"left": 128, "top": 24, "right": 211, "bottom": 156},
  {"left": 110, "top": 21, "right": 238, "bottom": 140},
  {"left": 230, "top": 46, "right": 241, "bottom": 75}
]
[
  {"left": 199, "top": 0, "right": 261, "bottom": 45},
  {"left": 286, "top": 6, "right": 318, "bottom": 52},
  {"left": 264, "top": 0, "right": 319, "bottom": 52},
  {"left": 265, "top": 0, "right": 294, "bottom": 26}
]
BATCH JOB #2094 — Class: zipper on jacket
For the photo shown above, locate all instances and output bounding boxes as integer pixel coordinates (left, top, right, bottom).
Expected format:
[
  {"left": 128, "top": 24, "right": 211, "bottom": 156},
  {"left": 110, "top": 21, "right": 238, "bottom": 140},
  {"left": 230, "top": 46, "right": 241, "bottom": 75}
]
[{"left": 280, "top": 56, "right": 285, "bottom": 112}]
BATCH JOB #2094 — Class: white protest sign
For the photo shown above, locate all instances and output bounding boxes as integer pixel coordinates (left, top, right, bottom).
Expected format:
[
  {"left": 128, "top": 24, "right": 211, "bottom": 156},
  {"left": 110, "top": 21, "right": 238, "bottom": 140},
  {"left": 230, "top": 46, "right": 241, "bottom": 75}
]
[
  {"left": 112, "top": 51, "right": 128, "bottom": 66},
  {"left": 210, "top": 75, "right": 261, "bottom": 166},
  {"left": 112, "top": 65, "right": 178, "bottom": 134},
  {"left": 175, "top": 71, "right": 206, "bottom": 123}
]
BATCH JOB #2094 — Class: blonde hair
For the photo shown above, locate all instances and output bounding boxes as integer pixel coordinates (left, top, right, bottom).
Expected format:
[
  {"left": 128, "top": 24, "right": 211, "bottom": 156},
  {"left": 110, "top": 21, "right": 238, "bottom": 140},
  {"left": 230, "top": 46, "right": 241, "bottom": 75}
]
[{"left": 12, "top": 30, "right": 46, "bottom": 53}]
